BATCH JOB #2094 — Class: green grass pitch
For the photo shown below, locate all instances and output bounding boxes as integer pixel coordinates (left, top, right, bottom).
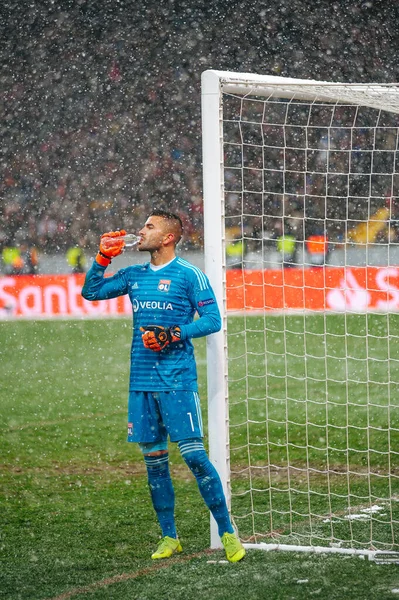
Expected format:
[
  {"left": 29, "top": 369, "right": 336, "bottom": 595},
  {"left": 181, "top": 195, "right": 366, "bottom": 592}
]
[{"left": 1, "top": 318, "right": 398, "bottom": 599}]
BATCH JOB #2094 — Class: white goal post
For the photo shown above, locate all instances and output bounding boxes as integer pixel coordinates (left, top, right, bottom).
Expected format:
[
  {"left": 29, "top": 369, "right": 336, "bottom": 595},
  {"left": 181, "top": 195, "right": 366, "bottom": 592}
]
[{"left": 202, "top": 69, "right": 399, "bottom": 562}]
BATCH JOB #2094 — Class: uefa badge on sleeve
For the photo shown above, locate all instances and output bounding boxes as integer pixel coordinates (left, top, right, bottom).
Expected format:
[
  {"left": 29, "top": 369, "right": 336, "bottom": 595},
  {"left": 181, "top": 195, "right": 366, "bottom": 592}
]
[{"left": 158, "top": 279, "right": 171, "bottom": 292}]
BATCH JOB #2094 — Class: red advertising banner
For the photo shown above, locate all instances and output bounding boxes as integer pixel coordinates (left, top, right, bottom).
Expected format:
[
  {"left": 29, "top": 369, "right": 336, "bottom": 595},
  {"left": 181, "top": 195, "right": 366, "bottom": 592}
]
[
  {"left": 226, "top": 267, "right": 399, "bottom": 312},
  {"left": 0, "top": 274, "right": 132, "bottom": 318},
  {"left": 1, "top": 267, "right": 399, "bottom": 318}
]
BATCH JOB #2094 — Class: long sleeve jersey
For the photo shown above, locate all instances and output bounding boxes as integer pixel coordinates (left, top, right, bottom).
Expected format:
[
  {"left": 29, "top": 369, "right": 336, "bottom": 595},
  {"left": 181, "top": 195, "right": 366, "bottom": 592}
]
[{"left": 81, "top": 256, "right": 221, "bottom": 391}]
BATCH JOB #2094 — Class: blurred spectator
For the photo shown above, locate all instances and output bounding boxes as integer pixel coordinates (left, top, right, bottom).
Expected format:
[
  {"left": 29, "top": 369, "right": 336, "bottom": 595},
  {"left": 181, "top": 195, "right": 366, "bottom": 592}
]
[
  {"left": 2, "top": 246, "right": 21, "bottom": 275},
  {"left": 19, "top": 242, "right": 39, "bottom": 274},
  {"left": 306, "top": 230, "right": 329, "bottom": 267},
  {"left": 66, "top": 245, "right": 87, "bottom": 274},
  {"left": 226, "top": 229, "right": 245, "bottom": 269},
  {"left": 276, "top": 222, "right": 297, "bottom": 268},
  {"left": 1, "top": 242, "right": 38, "bottom": 275}
]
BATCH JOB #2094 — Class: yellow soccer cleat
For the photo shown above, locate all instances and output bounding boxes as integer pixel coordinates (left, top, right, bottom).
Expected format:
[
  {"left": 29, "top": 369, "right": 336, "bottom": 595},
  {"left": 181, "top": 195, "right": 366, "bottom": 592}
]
[
  {"left": 221, "top": 532, "right": 246, "bottom": 563},
  {"left": 151, "top": 536, "right": 183, "bottom": 560}
]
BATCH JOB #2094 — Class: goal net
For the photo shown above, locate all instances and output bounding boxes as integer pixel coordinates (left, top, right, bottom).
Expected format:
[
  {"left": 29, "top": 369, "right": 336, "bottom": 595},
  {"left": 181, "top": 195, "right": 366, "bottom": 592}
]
[{"left": 202, "top": 70, "right": 399, "bottom": 561}]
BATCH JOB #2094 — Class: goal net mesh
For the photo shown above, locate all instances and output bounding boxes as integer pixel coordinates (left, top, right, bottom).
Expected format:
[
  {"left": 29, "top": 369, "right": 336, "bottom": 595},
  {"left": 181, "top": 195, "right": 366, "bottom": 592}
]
[{"left": 220, "top": 81, "right": 399, "bottom": 553}]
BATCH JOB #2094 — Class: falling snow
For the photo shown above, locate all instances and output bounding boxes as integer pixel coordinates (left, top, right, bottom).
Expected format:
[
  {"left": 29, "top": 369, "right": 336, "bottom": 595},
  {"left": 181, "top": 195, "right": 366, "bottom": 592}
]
[{"left": 0, "top": 0, "right": 398, "bottom": 273}]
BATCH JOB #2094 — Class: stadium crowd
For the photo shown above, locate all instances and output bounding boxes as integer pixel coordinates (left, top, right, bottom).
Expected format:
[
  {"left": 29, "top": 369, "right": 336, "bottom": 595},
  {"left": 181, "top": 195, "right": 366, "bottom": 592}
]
[{"left": 1, "top": 0, "right": 398, "bottom": 271}]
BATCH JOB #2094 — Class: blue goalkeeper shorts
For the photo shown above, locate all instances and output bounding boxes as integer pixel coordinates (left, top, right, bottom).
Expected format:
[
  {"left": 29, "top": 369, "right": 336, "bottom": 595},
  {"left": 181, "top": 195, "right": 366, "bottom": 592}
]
[{"left": 127, "top": 390, "right": 204, "bottom": 444}]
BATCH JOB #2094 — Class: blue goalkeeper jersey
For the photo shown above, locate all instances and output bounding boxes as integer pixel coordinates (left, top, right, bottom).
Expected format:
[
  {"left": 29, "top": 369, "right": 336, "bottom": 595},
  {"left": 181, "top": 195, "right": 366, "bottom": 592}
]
[{"left": 81, "top": 256, "right": 221, "bottom": 391}]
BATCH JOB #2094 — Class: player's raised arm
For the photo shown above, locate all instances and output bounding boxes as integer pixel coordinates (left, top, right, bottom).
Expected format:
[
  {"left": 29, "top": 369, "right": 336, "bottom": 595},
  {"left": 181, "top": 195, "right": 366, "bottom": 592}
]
[{"left": 81, "top": 230, "right": 129, "bottom": 301}]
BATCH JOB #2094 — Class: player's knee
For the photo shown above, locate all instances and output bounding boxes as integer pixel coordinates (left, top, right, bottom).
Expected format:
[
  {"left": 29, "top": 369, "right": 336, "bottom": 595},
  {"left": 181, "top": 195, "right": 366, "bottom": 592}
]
[
  {"left": 138, "top": 440, "right": 168, "bottom": 455},
  {"left": 142, "top": 451, "right": 170, "bottom": 486},
  {"left": 139, "top": 441, "right": 169, "bottom": 477}
]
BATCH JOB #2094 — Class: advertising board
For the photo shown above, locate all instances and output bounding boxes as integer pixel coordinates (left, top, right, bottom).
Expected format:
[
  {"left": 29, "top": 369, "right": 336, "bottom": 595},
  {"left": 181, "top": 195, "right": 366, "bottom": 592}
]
[{"left": 1, "top": 267, "right": 399, "bottom": 318}]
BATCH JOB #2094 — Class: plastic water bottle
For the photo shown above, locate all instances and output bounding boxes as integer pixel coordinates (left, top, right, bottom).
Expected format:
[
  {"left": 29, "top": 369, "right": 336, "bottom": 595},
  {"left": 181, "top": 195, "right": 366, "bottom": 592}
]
[{"left": 101, "top": 233, "right": 140, "bottom": 251}]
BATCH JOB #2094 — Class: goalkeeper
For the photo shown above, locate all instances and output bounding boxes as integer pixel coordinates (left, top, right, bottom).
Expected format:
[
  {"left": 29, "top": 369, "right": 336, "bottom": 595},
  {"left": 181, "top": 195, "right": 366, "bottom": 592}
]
[{"left": 81, "top": 209, "right": 245, "bottom": 563}]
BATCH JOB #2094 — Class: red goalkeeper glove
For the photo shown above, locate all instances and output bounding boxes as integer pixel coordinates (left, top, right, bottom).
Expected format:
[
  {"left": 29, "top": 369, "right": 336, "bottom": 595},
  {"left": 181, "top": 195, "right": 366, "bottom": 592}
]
[
  {"left": 140, "top": 325, "right": 182, "bottom": 352},
  {"left": 96, "top": 230, "right": 126, "bottom": 266}
]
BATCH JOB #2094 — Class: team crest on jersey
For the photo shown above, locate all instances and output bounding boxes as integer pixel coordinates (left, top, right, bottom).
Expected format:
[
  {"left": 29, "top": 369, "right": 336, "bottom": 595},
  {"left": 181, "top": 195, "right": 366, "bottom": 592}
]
[
  {"left": 128, "top": 422, "right": 133, "bottom": 436},
  {"left": 158, "top": 279, "right": 171, "bottom": 292}
]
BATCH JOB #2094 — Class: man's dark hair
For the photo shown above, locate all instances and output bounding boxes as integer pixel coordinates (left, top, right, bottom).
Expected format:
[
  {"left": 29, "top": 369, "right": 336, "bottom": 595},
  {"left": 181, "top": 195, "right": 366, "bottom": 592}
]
[{"left": 149, "top": 209, "right": 183, "bottom": 244}]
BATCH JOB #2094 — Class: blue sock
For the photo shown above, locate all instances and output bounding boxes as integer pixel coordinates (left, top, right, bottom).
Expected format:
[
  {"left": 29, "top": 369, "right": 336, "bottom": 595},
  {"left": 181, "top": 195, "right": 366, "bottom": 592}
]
[
  {"left": 143, "top": 453, "right": 177, "bottom": 539},
  {"left": 178, "top": 439, "right": 234, "bottom": 537}
]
